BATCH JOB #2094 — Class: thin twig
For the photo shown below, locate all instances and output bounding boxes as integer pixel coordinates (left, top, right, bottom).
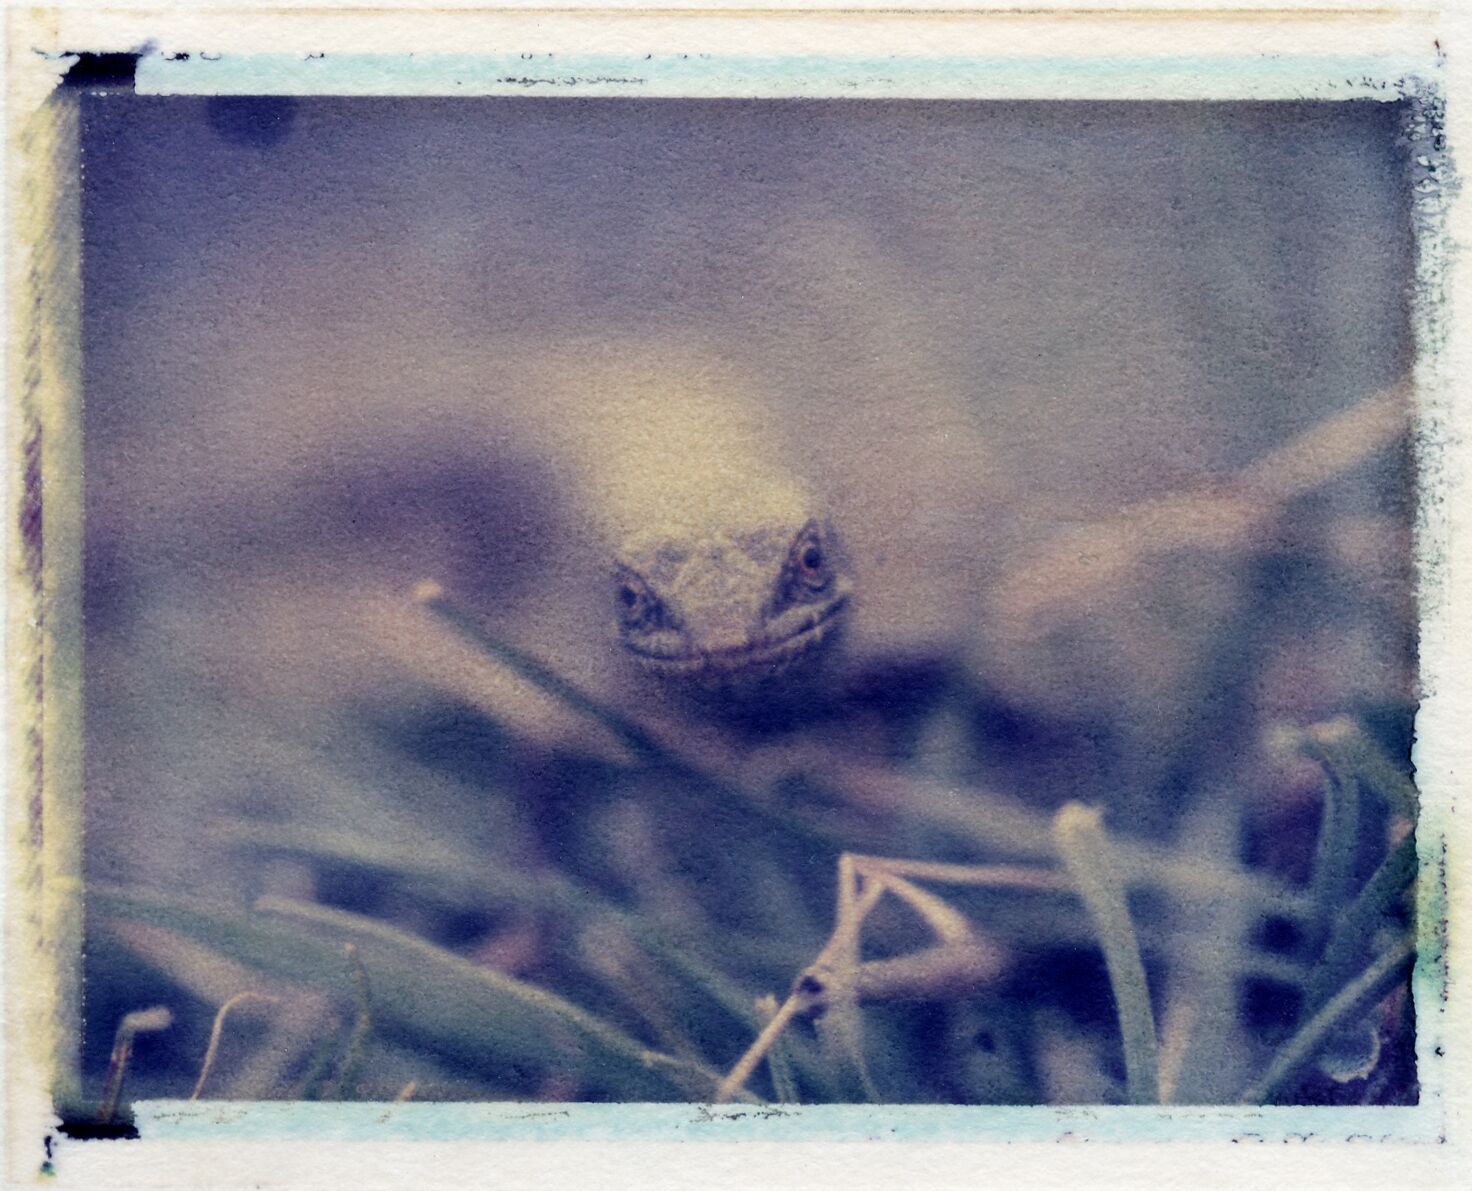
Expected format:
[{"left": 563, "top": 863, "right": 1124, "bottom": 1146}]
[
  {"left": 849, "top": 854, "right": 1073, "bottom": 894},
  {"left": 190, "top": 992, "right": 281, "bottom": 1100},
  {"left": 713, "top": 879, "right": 889, "bottom": 1105},
  {"left": 756, "top": 995, "right": 801, "bottom": 1104},
  {"left": 98, "top": 1007, "right": 172, "bottom": 1124},
  {"left": 836, "top": 852, "right": 858, "bottom": 920},
  {"left": 816, "top": 878, "right": 889, "bottom": 969},
  {"left": 712, "top": 993, "right": 806, "bottom": 1106},
  {"left": 872, "top": 873, "right": 975, "bottom": 944}
]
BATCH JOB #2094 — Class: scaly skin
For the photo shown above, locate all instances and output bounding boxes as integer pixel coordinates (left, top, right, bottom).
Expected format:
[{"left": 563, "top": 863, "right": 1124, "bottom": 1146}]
[
  {"left": 612, "top": 518, "right": 853, "bottom": 687},
  {"left": 532, "top": 340, "right": 855, "bottom": 691}
]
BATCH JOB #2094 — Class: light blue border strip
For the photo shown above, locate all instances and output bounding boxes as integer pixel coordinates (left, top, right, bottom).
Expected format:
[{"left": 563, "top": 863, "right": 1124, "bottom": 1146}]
[
  {"left": 134, "top": 1101, "right": 1444, "bottom": 1144},
  {"left": 132, "top": 52, "right": 1436, "bottom": 100}
]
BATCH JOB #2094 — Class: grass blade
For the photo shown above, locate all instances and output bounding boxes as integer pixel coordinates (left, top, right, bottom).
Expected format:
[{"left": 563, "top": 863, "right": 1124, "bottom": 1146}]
[
  {"left": 1239, "top": 938, "right": 1415, "bottom": 1104},
  {"left": 213, "top": 818, "right": 815, "bottom": 1050},
  {"left": 92, "top": 883, "right": 738, "bottom": 1101},
  {"left": 1052, "top": 803, "right": 1160, "bottom": 1105},
  {"left": 414, "top": 582, "right": 662, "bottom": 760},
  {"left": 1303, "top": 830, "right": 1418, "bottom": 1015}
]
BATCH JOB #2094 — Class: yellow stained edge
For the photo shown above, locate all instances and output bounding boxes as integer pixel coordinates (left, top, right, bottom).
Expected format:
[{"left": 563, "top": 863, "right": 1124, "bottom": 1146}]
[{"left": 5, "top": 16, "right": 86, "bottom": 1179}]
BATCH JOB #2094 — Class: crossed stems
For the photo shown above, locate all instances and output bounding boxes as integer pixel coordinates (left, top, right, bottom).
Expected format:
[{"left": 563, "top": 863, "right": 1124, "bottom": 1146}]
[{"left": 713, "top": 853, "right": 1069, "bottom": 1104}]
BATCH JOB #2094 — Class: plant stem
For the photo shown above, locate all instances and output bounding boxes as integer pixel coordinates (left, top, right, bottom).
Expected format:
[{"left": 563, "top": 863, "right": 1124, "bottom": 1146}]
[
  {"left": 1304, "top": 831, "right": 1418, "bottom": 1015},
  {"left": 1239, "top": 938, "right": 1415, "bottom": 1104},
  {"left": 190, "top": 991, "right": 280, "bottom": 1100},
  {"left": 1053, "top": 803, "right": 1160, "bottom": 1105},
  {"left": 98, "top": 1007, "right": 172, "bottom": 1123}
]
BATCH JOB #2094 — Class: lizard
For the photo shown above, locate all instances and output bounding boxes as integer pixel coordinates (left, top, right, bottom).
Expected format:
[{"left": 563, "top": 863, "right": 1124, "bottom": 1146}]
[{"left": 521, "top": 342, "right": 860, "bottom": 723}]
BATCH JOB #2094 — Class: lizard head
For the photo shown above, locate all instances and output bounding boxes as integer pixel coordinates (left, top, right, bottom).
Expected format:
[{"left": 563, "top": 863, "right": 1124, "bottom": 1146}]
[{"left": 611, "top": 518, "right": 852, "bottom": 688}]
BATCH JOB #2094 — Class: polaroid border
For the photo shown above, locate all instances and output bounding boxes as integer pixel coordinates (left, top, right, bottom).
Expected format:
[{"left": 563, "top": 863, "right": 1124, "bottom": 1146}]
[{"left": 4, "top": 3, "right": 1464, "bottom": 1180}]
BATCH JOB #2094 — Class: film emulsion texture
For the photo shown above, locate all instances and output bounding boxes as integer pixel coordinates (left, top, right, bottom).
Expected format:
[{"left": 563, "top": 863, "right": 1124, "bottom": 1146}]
[{"left": 79, "top": 96, "right": 1420, "bottom": 1110}]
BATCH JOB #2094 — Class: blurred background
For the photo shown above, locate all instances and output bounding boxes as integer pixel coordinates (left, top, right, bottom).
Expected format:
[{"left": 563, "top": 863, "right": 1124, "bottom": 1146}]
[{"left": 80, "top": 95, "right": 1421, "bottom": 1109}]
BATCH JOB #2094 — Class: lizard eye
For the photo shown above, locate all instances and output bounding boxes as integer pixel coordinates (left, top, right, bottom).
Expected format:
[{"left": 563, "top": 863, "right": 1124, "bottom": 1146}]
[
  {"left": 614, "top": 570, "right": 664, "bottom": 630},
  {"left": 784, "top": 523, "right": 832, "bottom": 598}
]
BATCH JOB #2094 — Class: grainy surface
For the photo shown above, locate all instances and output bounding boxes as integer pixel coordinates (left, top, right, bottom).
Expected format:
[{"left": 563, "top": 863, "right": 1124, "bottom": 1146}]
[{"left": 78, "top": 96, "right": 1420, "bottom": 1106}]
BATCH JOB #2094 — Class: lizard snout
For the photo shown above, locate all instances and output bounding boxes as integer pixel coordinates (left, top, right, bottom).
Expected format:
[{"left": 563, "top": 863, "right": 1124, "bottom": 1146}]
[{"left": 685, "top": 607, "right": 765, "bottom": 659}]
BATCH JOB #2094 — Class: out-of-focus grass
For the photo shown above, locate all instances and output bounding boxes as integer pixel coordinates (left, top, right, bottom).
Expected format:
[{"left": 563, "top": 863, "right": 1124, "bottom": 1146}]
[
  {"left": 82, "top": 391, "right": 1420, "bottom": 1113},
  {"left": 86, "top": 596, "right": 1418, "bottom": 1110},
  {"left": 1052, "top": 804, "right": 1159, "bottom": 1105},
  {"left": 91, "top": 881, "right": 756, "bottom": 1104}
]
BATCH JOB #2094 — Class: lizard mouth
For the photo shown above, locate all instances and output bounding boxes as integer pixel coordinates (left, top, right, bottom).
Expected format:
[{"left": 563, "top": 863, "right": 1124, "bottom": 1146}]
[{"left": 623, "top": 595, "right": 849, "bottom": 682}]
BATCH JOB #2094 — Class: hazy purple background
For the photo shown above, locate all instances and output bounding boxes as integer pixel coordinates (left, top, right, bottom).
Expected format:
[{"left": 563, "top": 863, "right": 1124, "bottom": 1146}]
[{"left": 82, "top": 96, "right": 1415, "bottom": 886}]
